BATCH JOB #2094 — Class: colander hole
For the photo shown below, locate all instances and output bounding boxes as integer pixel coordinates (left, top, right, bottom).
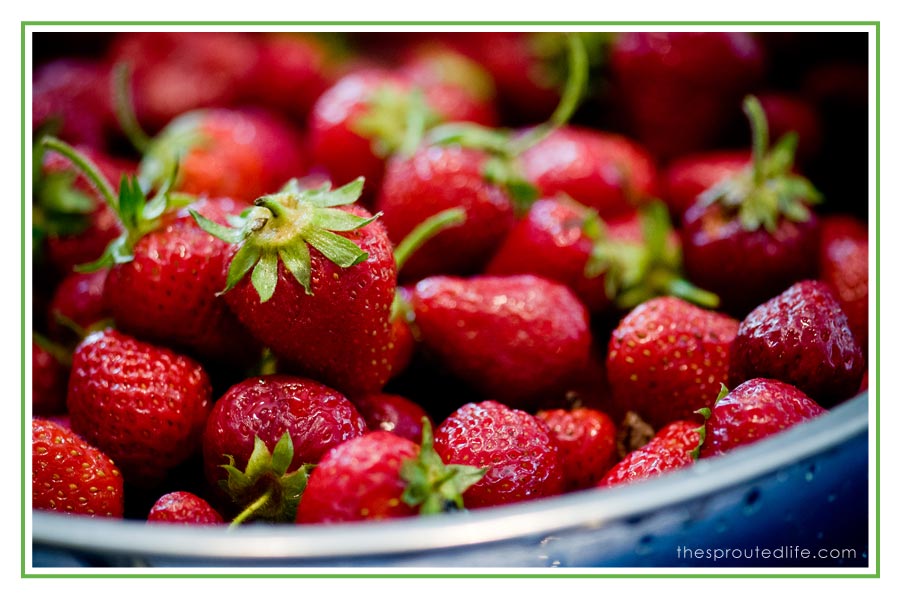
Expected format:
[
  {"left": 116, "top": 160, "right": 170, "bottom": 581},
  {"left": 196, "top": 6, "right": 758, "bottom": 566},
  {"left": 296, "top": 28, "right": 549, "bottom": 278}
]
[{"left": 805, "top": 463, "right": 817, "bottom": 482}]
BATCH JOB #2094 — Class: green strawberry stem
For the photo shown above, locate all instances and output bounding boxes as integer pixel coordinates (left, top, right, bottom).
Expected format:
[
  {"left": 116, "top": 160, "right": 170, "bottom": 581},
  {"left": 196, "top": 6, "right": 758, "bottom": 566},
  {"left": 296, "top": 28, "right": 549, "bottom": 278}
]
[
  {"left": 393, "top": 208, "right": 467, "bottom": 273},
  {"left": 33, "top": 331, "right": 72, "bottom": 368},
  {"left": 401, "top": 419, "right": 486, "bottom": 514},
  {"left": 744, "top": 96, "right": 768, "bottom": 187},
  {"left": 228, "top": 487, "right": 274, "bottom": 530},
  {"left": 112, "top": 62, "right": 152, "bottom": 154},
  {"left": 40, "top": 137, "right": 118, "bottom": 209}
]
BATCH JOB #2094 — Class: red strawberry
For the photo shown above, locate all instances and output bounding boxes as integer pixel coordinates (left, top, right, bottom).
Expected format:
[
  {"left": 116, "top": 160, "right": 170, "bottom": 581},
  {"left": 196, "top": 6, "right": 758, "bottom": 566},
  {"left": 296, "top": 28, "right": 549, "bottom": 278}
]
[
  {"left": 47, "top": 269, "right": 109, "bottom": 338},
  {"left": 193, "top": 178, "right": 397, "bottom": 396},
  {"left": 147, "top": 491, "right": 224, "bottom": 525},
  {"left": 819, "top": 215, "right": 869, "bottom": 353},
  {"left": 411, "top": 274, "right": 591, "bottom": 407},
  {"left": 297, "top": 421, "right": 484, "bottom": 523},
  {"left": 729, "top": 280, "right": 865, "bottom": 407},
  {"left": 610, "top": 32, "right": 764, "bottom": 159},
  {"left": 598, "top": 420, "right": 703, "bottom": 487},
  {"left": 755, "top": 92, "right": 822, "bottom": 165},
  {"left": 607, "top": 297, "right": 739, "bottom": 428},
  {"left": 202, "top": 374, "right": 366, "bottom": 523},
  {"left": 32, "top": 418, "right": 124, "bottom": 518},
  {"left": 518, "top": 126, "right": 659, "bottom": 220},
  {"left": 109, "top": 32, "right": 258, "bottom": 132},
  {"left": 67, "top": 329, "right": 213, "bottom": 485},
  {"left": 662, "top": 150, "right": 750, "bottom": 223},
  {"left": 32, "top": 337, "right": 69, "bottom": 416},
  {"left": 434, "top": 401, "right": 564, "bottom": 508},
  {"left": 537, "top": 407, "right": 618, "bottom": 491},
  {"left": 701, "top": 379, "right": 826, "bottom": 458},
  {"left": 246, "top": 33, "right": 337, "bottom": 120},
  {"left": 486, "top": 198, "right": 718, "bottom": 314},
  {"left": 681, "top": 96, "right": 822, "bottom": 316},
  {"left": 353, "top": 393, "right": 433, "bottom": 443}
]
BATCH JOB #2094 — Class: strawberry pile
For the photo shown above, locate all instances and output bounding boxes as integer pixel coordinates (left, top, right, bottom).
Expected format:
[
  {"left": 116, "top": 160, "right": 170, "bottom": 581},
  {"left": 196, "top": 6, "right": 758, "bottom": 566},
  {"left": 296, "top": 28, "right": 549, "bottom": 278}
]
[{"left": 31, "top": 31, "right": 868, "bottom": 529}]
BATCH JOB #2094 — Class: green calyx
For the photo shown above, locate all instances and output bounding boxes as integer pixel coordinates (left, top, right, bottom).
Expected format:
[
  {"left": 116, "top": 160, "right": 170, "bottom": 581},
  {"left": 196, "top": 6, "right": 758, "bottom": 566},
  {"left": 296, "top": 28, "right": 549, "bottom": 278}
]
[
  {"left": 583, "top": 200, "right": 720, "bottom": 310},
  {"left": 221, "top": 432, "right": 311, "bottom": 528},
  {"left": 697, "top": 95, "right": 823, "bottom": 234},
  {"left": 138, "top": 112, "right": 209, "bottom": 196},
  {"left": 191, "top": 177, "right": 378, "bottom": 302},
  {"left": 39, "top": 137, "right": 191, "bottom": 272},
  {"left": 351, "top": 85, "right": 441, "bottom": 158},
  {"left": 689, "top": 387, "right": 725, "bottom": 460},
  {"left": 400, "top": 419, "right": 486, "bottom": 515}
]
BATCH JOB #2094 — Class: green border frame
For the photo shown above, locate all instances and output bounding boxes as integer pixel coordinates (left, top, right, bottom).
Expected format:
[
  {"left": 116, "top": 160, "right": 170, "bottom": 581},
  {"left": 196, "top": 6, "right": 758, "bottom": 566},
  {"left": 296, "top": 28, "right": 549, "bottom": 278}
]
[{"left": 20, "top": 20, "right": 880, "bottom": 579}]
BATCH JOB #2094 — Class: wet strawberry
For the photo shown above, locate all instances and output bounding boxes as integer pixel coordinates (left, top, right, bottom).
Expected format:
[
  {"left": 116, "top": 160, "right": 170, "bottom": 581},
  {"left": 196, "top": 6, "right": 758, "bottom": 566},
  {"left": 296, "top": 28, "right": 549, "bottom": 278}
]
[
  {"left": 819, "top": 215, "right": 869, "bottom": 353},
  {"left": 353, "top": 393, "right": 433, "bottom": 443},
  {"left": 537, "top": 407, "right": 618, "bottom": 491},
  {"left": 598, "top": 420, "right": 704, "bottom": 487},
  {"left": 662, "top": 150, "right": 750, "bottom": 223},
  {"left": 147, "top": 491, "right": 224, "bottom": 525}
]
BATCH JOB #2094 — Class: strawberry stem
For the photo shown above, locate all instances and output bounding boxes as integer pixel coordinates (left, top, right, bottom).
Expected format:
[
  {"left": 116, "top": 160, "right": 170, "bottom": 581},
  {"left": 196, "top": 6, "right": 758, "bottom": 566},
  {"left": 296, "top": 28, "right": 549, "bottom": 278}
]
[
  {"left": 228, "top": 486, "right": 274, "bottom": 530},
  {"left": 112, "top": 62, "right": 152, "bottom": 154},
  {"left": 40, "top": 137, "right": 117, "bottom": 209},
  {"left": 743, "top": 96, "right": 769, "bottom": 187},
  {"left": 393, "top": 207, "right": 466, "bottom": 273}
]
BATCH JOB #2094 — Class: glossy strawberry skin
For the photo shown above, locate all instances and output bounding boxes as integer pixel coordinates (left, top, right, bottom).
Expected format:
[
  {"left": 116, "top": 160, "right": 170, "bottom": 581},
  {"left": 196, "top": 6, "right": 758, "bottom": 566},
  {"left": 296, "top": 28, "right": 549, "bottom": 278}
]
[
  {"left": 598, "top": 420, "right": 701, "bottom": 487},
  {"left": 32, "top": 419, "right": 124, "bottom": 518},
  {"left": 32, "top": 341, "right": 69, "bottom": 416},
  {"left": 607, "top": 297, "right": 739, "bottom": 428},
  {"left": 411, "top": 275, "right": 592, "bottom": 407},
  {"left": 352, "top": 393, "right": 433, "bottom": 443},
  {"left": 819, "top": 215, "right": 868, "bottom": 353},
  {"left": 433, "top": 401, "right": 564, "bottom": 508},
  {"left": 662, "top": 150, "right": 750, "bottom": 223},
  {"left": 376, "top": 144, "right": 515, "bottom": 281},
  {"left": 610, "top": 32, "right": 764, "bottom": 160},
  {"left": 729, "top": 280, "right": 865, "bottom": 407},
  {"left": 202, "top": 375, "right": 367, "bottom": 488},
  {"left": 103, "top": 197, "right": 261, "bottom": 366},
  {"left": 297, "top": 432, "right": 419, "bottom": 524},
  {"left": 147, "top": 491, "right": 224, "bottom": 525},
  {"left": 47, "top": 269, "right": 109, "bottom": 338},
  {"left": 537, "top": 408, "right": 618, "bottom": 491},
  {"left": 681, "top": 200, "right": 820, "bottom": 317},
  {"left": 224, "top": 205, "right": 397, "bottom": 396},
  {"left": 701, "top": 378, "right": 826, "bottom": 458},
  {"left": 67, "top": 329, "right": 213, "bottom": 485},
  {"left": 519, "top": 126, "right": 659, "bottom": 220}
]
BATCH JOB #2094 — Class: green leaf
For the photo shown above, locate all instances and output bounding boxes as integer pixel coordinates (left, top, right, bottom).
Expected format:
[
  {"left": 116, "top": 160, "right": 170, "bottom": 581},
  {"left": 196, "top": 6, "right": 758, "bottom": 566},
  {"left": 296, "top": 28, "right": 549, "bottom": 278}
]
[
  {"left": 278, "top": 243, "right": 313, "bottom": 296},
  {"left": 305, "top": 229, "right": 369, "bottom": 268},
  {"left": 190, "top": 209, "right": 249, "bottom": 245},
  {"left": 764, "top": 132, "right": 799, "bottom": 176},
  {"left": 221, "top": 242, "right": 262, "bottom": 295},
  {"left": 312, "top": 207, "right": 380, "bottom": 232},
  {"left": 271, "top": 432, "right": 294, "bottom": 476},
  {"left": 251, "top": 250, "right": 279, "bottom": 303},
  {"left": 427, "top": 122, "right": 512, "bottom": 155},
  {"left": 303, "top": 177, "right": 364, "bottom": 208},
  {"left": 39, "top": 172, "right": 96, "bottom": 215}
]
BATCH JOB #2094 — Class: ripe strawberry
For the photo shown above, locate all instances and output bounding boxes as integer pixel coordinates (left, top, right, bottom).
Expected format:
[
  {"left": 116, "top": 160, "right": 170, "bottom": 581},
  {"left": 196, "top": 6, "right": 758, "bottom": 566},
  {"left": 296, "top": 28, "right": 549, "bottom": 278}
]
[
  {"left": 32, "top": 418, "right": 124, "bottom": 518},
  {"left": 297, "top": 421, "right": 484, "bottom": 523},
  {"left": 202, "top": 374, "right": 366, "bottom": 523},
  {"left": 755, "top": 92, "right": 822, "bottom": 166},
  {"left": 729, "top": 280, "right": 865, "bottom": 407},
  {"left": 486, "top": 198, "right": 718, "bottom": 314},
  {"left": 662, "top": 150, "right": 750, "bottom": 223},
  {"left": 67, "top": 329, "right": 213, "bottom": 485},
  {"left": 32, "top": 337, "right": 69, "bottom": 416},
  {"left": 353, "top": 393, "right": 433, "bottom": 443},
  {"left": 109, "top": 31, "right": 259, "bottom": 132},
  {"left": 700, "top": 379, "right": 826, "bottom": 458},
  {"left": 411, "top": 275, "right": 591, "bottom": 407},
  {"left": 47, "top": 269, "right": 109, "bottom": 338},
  {"left": 819, "top": 215, "right": 869, "bottom": 353},
  {"left": 147, "top": 491, "right": 224, "bottom": 525},
  {"left": 681, "top": 96, "right": 822, "bottom": 316},
  {"left": 607, "top": 297, "right": 739, "bottom": 428},
  {"left": 434, "top": 401, "right": 563, "bottom": 508},
  {"left": 536, "top": 407, "right": 618, "bottom": 491},
  {"left": 518, "top": 126, "right": 659, "bottom": 220},
  {"left": 598, "top": 420, "right": 704, "bottom": 487},
  {"left": 193, "top": 178, "right": 397, "bottom": 396},
  {"left": 610, "top": 32, "right": 764, "bottom": 159}
]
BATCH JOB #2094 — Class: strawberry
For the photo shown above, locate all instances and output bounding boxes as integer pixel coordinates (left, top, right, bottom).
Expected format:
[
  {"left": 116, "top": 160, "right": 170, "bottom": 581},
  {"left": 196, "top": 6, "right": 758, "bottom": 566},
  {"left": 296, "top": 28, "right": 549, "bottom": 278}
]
[
  {"left": 819, "top": 215, "right": 869, "bottom": 353},
  {"left": 610, "top": 32, "right": 764, "bottom": 160},
  {"left": 598, "top": 420, "right": 704, "bottom": 487},
  {"left": 681, "top": 96, "right": 822, "bottom": 316},
  {"left": 662, "top": 150, "right": 750, "bottom": 223},
  {"left": 434, "top": 401, "right": 563, "bottom": 508},
  {"left": 297, "top": 421, "right": 484, "bottom": 523},
  {"left": 755, "top": 92, "right": 822, "bottom": 165},
  {"left": 32, "top": 337, "right": 69, "bottom": 416},
  {"left": 47, "top": 269, "right": 109, "bottom": 339},
  {"left": 606, "top": 296, "right": 739, "bottom": 428},
  {"left": 486, "top": 198, "right": 718, "bottom": 314},
  {"left": 700, "top": 379, "right": 826, "bottom": 458},
  {"left": 536, "top": 407, "right": 618, "bottom": 491},
  {"left": 202, "top": 374, "right": 366, "bottom": 524},
  {"left": 410, "top": 274, "right": 592, "bottom": 407},
  {"left": 109, "top": 32, "right": 258, "bottom": 132},
  {"left": 147, "top": 491, "right": 224, "bottom": 525},
  {"left": 32, "top": 418, "right": 124, "bottom": 518},
  {"left": 729, "top": 280, "right": 865, "bottom": 407},
  {"left": 67, "top": 329, "right": 213, "bottom": 485},
  {"left": 353, "top": 393, "right": 434, "bottom": 443},
  {"left": 193, "top": 178, "right": 397, "bottom": 396},
  {"left": 518, "top": 126, "right": 659, "bottom": 220}
]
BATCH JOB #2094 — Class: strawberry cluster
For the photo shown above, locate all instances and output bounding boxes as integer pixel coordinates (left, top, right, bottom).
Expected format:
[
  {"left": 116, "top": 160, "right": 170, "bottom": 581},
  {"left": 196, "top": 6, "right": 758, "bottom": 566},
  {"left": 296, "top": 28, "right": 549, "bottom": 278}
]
[{"left": 31, "top": 31, "right": 868, "bottom": 529}]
